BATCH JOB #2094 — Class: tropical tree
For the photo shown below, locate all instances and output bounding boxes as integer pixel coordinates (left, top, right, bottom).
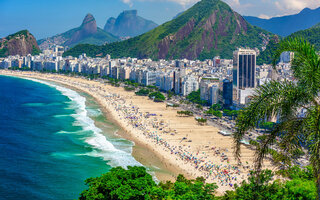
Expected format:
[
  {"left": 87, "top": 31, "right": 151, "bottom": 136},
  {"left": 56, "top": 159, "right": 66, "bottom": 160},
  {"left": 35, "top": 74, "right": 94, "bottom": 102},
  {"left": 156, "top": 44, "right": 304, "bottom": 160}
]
[
  {"left": 177, "top": 111, "right": 194, "bottom": 117},
  {"left": 222, "top": 169, "right": 317, "bottom": 200},
  {"left": 79, "top": 166, "right": 217, "bottom": 200},
  {"left": 79, "top": 166, "right": 156, "bottom": 200},
  {"left": 233, "top": 38, "right": 320, "bottom": 198},
  {"left": 196, "top": 118, "right": 207, "bottom": 125},
  {"left": 149, "top": 91, "right": 166, "bottom": 102},
  {"left": 135, "top": 88, "right": 150, "bottom": 96}
]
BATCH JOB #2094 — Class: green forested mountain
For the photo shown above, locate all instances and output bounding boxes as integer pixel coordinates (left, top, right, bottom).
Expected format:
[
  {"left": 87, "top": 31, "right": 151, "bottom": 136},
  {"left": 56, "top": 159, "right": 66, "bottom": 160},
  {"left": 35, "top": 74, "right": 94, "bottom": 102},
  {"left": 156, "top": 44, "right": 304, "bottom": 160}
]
[
  {"left": 311, "top": 22, "right": 320, "bottom": 28},
  {"left": 64, "top": 0, "right": 273, "bottom": 60},
  {"left": 258, "top": 23, "right": 320, "bottom": 65},
  {"left": 289, "top": 23, "right": 320, "bottom": 50}
]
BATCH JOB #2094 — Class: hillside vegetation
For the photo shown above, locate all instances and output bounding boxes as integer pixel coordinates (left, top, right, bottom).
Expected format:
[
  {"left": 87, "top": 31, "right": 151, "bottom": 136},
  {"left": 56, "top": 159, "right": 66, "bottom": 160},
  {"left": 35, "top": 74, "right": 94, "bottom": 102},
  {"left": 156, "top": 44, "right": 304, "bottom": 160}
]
[
  {"left": 64, "top": 0, "right": 273, "bottom": 60},
  {"left": 258, "top": 24, "right": 320, "bottom": 64}
]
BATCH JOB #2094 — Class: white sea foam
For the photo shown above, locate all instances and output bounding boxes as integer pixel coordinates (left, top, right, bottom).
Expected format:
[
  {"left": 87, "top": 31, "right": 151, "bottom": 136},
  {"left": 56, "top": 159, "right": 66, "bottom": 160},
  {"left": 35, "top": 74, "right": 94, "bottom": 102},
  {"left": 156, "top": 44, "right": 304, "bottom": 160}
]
[
  {"left": 53, "top": 114, "right": 71, "bottom": 118},
  {"left": 24, "top": 77, "right": 142, "bottom": 168},
  {"left": 86, "top": 108, "right": 102, "bottom": 117}
]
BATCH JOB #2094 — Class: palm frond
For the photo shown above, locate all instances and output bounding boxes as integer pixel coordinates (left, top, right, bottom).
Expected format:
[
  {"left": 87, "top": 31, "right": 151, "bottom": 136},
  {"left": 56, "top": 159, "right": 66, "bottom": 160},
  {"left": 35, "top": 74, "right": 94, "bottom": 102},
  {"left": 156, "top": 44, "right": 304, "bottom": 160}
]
[
  {"left": 303, "top": 106, "right": 320, "bottom": 183},
  {"left": 272, "top": 37, "right": 320, "bottom": 96},
  {"left": 234, "top": 80, "right": 310, "bottom": 162},
  {"left": 253, "top": 116, "right": 305, "bottom": 172}
]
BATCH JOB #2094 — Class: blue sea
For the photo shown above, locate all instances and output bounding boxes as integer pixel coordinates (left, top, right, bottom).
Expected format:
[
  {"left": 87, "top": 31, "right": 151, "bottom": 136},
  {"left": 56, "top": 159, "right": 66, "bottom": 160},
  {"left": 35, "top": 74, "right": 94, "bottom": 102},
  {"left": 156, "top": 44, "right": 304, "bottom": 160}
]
[{"left": 0, "top": 75, "right": 141, "bottom": 200}]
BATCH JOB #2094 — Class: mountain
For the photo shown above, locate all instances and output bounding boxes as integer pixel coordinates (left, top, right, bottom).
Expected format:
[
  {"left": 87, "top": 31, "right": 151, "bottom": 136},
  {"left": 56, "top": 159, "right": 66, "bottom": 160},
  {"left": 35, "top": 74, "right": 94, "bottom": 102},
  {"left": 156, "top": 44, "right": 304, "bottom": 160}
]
[
  {"left": 312, "top": 22, "right": 320, "bottom": 28},
  {"left": 257, "top": 24, "right": 320, "bottom": 65},
  {"left": 38, "top": 14, "right": 119, "bottom": 50},
  {"left": 0, "top": 30, "right": 41, "bottom": 57},
  {"left": 289, "top": 23, "right": 320, "bottom": 50},
  {"left": 104, "top": 10, "right": 158, "bottom": 38},
  {"left": 64, "top": 0, "right": 273, "bottom": 60},
  {"left": 173, "top": 11, "right": 185, "bottom": 19},
  {"left": 244, "top": 7, "right": 320, "bottom": 37}
]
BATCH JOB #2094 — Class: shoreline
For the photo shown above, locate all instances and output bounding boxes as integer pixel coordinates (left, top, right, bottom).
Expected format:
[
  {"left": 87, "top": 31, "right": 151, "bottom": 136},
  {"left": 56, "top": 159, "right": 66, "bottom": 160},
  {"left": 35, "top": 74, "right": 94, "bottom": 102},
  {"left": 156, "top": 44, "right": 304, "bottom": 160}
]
[
  {"left": 86, "top": 92, "right": 183, "bottom": 182},
  {"left": 0, "top": 70, "right": 274, "bottom": 194},
  {"left": 0, "top": 72, "right": 184, "bottom": 182}
]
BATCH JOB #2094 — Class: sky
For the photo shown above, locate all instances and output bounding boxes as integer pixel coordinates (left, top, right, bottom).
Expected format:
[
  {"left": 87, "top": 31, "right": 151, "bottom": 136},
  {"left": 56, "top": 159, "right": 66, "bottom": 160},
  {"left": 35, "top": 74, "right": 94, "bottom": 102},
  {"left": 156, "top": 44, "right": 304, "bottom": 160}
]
[{"left": 1, "top": 0, "right": 320, "bottom": 39}]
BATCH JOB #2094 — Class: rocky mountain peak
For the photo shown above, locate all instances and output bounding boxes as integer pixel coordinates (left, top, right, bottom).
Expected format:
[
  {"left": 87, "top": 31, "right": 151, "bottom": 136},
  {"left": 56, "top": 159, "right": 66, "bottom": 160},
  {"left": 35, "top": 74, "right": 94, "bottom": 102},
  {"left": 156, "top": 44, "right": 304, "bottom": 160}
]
[
  {"left": 80, "top": 13, "right": 97, "bottom": 35},
  {"left": 104, "top": 10, "right": 158, "bottom": 38},
  {"left": 119, "top": 10, "right": 138, "bottom": 17}
]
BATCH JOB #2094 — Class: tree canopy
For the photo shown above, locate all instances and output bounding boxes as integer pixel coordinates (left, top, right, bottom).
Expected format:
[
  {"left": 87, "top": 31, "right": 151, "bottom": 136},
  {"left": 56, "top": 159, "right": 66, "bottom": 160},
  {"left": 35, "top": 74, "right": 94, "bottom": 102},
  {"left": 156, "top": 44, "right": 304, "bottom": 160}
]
[{"left": 79, "top": 166, "right": 218, "bottom": 200}]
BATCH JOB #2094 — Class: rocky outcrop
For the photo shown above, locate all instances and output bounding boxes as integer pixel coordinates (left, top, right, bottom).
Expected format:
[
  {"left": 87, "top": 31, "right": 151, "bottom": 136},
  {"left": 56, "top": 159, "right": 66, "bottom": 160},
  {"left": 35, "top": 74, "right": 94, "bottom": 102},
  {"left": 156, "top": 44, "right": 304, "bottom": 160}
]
[
  {"left": 157, "top": 7, "right": 251, "bottom": 60},
  {"left": 0, "top": 30, "right": 40, "bottom": 57},
  {"left": 81, "top": 14, "right": 98, "bottom": 35},
  {"left": 104, "top": 10, "right": 158, "bottom": 38},
  {"left": 64, "top": 13, "right": 98, "bottom": 46},
  {"left": 158, "top": 19, "right": 195, "bottom": 59}
]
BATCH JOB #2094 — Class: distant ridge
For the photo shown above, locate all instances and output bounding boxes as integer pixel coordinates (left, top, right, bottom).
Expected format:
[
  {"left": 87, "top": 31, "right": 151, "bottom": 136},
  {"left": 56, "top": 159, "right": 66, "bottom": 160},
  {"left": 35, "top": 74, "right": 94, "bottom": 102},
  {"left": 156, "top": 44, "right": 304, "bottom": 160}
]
[
  {"left": 244, "top": 7, "right": 320, "bottom": 36},
  {"left": 38, "top": 14, "right": 119, "bottom": 50},
  {"left": 104, "top": 10, "right": 158, "bottom": 38},
  {"left": 0, "top": 30, "right": 41, "bottom": 57},
  {"left": 64, "top": 0, "right": 274, "bottom": 60},
  {"left": 257, "top": 24, "right": 320, "bottom": 64}
]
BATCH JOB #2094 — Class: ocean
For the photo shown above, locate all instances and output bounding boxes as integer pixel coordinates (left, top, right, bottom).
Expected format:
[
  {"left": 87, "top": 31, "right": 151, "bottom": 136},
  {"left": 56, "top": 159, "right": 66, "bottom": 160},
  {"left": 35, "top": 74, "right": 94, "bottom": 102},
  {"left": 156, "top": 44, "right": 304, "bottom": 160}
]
[{"left": 0, "top": 75, "right": 141, "bottom": 200}]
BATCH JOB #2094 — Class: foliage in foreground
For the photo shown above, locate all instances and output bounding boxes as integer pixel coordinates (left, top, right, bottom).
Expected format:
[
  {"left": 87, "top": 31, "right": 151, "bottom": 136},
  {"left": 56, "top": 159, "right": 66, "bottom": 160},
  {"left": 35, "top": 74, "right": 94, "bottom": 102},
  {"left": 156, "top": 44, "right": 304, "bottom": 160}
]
[
  {"left": 222, "top": 169, "right": 316, "bottom": 200},
  {"left": 79, "top": 166, "right": 317, "bottom": 200},
  {"left": 79, "top": 166, "right": 217, "bottom": 200},
  {"left": 234, "top": 38, "right": 320, "bottom": 198}
]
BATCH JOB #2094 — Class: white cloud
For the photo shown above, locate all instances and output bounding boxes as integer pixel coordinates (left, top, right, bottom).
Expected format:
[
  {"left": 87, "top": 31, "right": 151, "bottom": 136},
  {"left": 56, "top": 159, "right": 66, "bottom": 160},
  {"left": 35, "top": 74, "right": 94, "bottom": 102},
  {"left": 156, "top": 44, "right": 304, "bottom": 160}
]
[
  {"left": 275, "top": 0, "right": 320, "bottom": 13},
  {"left": 223, "top": 0, "right": 253, "bottom": 13},
  {"left": 120, "top": 0, "right": 320, "bottom": 18},
  {"left": 121, "top": 0, "right": 250, "bottom": 9},
  {"left": 121, "top": 0, "right": 199, "bottom": 7},
  {"left": 121, "top": 0, "right": 133, "bottom": 7},
  {"left": 167, "top": 0, "right": 199, "bottom": 7},
  {"left": 229, "top": 0, "right": 240, "bottom": 6},
  {"left": 258, "top": 14, "right": 271, "bottom": 19}
]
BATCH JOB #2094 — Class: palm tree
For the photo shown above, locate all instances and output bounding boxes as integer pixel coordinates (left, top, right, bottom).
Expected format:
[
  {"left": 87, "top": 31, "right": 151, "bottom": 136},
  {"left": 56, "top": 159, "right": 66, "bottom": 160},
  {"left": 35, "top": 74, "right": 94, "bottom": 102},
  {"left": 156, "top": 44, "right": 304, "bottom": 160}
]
[{"left": 233, "top": 38, "right": 320, "bottom": 198}]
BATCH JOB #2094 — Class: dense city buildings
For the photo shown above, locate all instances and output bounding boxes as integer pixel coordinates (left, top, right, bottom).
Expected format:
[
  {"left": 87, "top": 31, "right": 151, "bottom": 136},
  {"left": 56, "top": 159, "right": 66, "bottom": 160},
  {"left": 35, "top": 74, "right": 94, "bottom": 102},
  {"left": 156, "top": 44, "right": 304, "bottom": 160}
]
[{"left": 0, "top": 46, "right": 293, "bottom": 109}]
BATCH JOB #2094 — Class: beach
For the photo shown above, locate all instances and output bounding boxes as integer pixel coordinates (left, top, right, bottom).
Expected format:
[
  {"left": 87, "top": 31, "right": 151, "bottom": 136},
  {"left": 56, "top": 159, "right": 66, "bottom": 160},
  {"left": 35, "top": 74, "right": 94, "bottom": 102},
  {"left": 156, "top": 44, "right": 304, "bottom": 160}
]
[{"left": 0, "top": 70, "right": 274, "bottom": 194}]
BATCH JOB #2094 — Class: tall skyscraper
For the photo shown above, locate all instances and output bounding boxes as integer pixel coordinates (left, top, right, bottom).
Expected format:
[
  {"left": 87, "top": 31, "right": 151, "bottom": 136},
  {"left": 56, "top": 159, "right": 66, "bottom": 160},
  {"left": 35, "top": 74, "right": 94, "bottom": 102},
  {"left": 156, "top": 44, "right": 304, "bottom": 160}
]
[
  {"left": 222, "top": 79, "right": 233, "bottom": 108},
  {"left": 233, "top": 48, "right": 256, "bottom": 89},
  {"left": 233, "top": 48, "right": 256, "bottom": 104}
]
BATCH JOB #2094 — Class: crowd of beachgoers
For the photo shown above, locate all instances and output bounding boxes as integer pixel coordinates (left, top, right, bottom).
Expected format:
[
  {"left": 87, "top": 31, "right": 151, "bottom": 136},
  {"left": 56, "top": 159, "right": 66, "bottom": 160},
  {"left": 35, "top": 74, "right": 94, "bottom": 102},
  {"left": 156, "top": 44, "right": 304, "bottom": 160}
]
[
  {"left": 0, "top": 71, "right": 259, "bottom": 192},
  {"left": 100, "top": 88, "right": 252, "bottom": 188}
]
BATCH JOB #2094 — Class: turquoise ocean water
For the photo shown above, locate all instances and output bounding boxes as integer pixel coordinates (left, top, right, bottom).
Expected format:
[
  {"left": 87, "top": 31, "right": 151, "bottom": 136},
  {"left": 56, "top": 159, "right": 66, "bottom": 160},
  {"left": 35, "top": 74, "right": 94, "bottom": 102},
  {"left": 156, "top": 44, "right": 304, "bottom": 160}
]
[{"left": 0, "top": 75, "right": 141, "bottom": 200}]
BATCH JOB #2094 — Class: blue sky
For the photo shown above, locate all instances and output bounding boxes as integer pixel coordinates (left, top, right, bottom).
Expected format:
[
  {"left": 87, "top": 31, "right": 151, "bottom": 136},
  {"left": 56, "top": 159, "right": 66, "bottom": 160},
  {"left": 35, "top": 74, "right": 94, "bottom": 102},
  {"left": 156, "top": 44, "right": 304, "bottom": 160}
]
[{"left": 1, "top": 0, "right": 320, "bottom": 39}]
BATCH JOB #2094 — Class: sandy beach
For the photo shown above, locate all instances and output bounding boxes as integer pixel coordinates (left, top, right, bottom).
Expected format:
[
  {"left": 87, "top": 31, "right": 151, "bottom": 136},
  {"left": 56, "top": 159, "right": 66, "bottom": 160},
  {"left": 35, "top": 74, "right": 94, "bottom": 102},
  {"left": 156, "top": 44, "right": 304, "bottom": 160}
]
[{"left": 0, "top": 70, "right": 274, "bottom": 194}]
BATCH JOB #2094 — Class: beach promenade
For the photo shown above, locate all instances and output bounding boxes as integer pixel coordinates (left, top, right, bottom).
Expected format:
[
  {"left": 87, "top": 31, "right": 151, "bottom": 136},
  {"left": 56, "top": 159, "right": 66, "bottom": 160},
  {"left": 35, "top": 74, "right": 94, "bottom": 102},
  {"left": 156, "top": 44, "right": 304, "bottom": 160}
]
[{"left": 0, "top": 70, "right": 274, "bottom": 194}]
